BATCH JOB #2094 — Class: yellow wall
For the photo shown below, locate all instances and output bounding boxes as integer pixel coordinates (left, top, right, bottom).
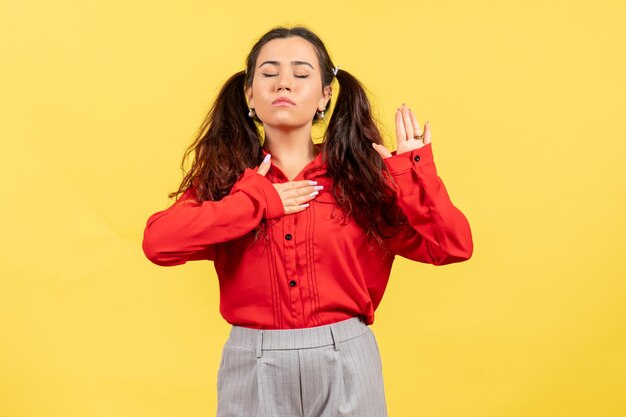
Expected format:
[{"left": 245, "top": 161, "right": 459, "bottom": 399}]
[{"left": 1, "top": 1, "right": 624, "bottom": 416}]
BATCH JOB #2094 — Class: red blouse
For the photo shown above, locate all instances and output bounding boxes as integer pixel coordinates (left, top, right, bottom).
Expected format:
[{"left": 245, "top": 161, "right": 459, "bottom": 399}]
[{"left": 142, "top": 143, "right": 473, "bottom": 329}]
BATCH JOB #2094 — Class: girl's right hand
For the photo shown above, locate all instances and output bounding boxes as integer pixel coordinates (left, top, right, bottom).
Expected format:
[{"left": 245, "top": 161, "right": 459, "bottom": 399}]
[{"left": 256, "top": 154, "right": 323, "bottom": 215}]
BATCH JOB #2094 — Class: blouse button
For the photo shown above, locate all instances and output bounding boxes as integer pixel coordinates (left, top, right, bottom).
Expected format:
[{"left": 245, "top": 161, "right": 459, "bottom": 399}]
[
  {"left": 289, "top": 280, "right": 297, "bottom": 287},
  {"left": 285, "top": 234, "right": 292, "bottom": 240},
  {"left": 413, "top": 154, "right": 421, "bottom": 162}
]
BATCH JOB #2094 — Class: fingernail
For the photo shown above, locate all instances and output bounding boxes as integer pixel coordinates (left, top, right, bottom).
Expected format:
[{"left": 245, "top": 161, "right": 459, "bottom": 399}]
[
  {"left": 301, "top": 203, "right": 310, "bottom": 208},
  {"left": 313, "top": 185, "right": 324, "bottom": 190},
  {"left": 263, "top": 154, "right": 271, "bottom": 163},
  {"left": 308, "top": 180, "right": 318, "bottom": 185},
  {"left": 310, "top": 191, "right": 319, "bottom": 197}
]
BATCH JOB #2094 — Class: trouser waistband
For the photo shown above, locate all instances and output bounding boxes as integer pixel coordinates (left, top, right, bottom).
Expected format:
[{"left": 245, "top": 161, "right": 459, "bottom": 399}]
[{"left": 227, "top": 316, "right": 369, "bottom": 358}]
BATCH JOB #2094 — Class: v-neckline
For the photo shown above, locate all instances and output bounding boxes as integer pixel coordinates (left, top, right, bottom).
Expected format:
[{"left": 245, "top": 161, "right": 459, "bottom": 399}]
[{"left": 261, "top": 143, "right": 324, "bottom": 182}]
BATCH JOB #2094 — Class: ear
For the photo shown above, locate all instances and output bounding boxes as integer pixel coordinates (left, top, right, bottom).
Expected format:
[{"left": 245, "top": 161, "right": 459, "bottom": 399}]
[
  {"left": 319, "top": 85, "right": 332, "bottom": 110},
  {"left": 245, "top": 85, "right": 254, "bottom": 108}
]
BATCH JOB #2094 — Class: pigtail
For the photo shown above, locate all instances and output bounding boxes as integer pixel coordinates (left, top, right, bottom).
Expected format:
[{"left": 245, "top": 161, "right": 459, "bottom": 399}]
[
  {"left": 325, "top": 69, "right": 406, "bottom": 246},
  {"left": 169, "top": 71, "right": 263, "bottom": 202}
]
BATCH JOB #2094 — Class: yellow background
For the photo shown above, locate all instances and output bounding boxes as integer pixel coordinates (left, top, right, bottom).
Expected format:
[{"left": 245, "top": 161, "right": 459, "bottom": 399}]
[{"left": 1, "top": 0, "right": 624, "bottom": 416}]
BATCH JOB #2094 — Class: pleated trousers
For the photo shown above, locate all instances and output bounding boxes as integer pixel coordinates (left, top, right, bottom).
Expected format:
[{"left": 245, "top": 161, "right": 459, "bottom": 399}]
[{"left": 216, "top": 316, "right": 388, "bottom": 417}]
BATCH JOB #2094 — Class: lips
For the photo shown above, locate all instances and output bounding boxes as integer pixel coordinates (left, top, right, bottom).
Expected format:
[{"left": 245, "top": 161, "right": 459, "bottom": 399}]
[{"left": 272, "top": 97, "right": 295, "bottom": 106}]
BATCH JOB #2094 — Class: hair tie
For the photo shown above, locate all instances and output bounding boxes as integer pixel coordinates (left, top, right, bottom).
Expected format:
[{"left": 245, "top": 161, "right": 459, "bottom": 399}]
[{"left": 333, "top": 65, "right": 340, "bottom": 76}]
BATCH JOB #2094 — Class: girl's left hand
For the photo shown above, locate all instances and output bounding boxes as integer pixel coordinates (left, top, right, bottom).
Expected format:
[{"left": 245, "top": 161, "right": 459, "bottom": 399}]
[{"left": 372, "top": 103, "right": 431, "bottom": 159}]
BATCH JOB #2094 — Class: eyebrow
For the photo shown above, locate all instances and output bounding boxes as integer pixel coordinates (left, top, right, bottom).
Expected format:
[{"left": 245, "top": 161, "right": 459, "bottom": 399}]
[{"left": 258, "top": 60, "right": 315, "bottom": 70}]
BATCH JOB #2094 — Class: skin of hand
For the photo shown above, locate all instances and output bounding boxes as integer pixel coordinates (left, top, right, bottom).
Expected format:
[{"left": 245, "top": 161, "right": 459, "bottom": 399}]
[
  {"left": 372, "top": 103, "right": 432, "bottom": 159},
  {"left": 256, "top": 154, "right": 324, "bottom": 215}
]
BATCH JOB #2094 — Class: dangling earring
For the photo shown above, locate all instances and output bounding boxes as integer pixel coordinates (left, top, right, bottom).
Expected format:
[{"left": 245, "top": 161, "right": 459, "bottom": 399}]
[
  {"left": 317, "top": 108, "right": 325, "bottom": 120},
  {"left": 248, "top": 108, "right": 255, "bottom": 118}
]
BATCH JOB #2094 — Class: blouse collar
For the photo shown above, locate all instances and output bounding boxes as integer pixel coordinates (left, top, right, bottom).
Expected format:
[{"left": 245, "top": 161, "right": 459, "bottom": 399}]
[{"left": 260, "top": 143, "right": 327, "bottom": 181}]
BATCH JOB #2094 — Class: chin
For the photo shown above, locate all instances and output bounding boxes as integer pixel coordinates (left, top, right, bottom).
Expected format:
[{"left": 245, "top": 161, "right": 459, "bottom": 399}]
[{"left": 261, "top": 116, "right": 310, "bottom": 129}]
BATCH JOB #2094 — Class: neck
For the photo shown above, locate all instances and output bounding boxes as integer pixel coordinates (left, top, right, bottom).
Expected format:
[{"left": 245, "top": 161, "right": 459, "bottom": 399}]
[{"left": 263, "top": 123, "right": 319, "bottom": 180}]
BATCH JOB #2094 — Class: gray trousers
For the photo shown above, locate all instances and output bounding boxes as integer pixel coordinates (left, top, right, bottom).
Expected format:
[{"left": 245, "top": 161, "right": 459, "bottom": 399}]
[{"left": 216, "top": 316, "right": 388, "bottom": 417}]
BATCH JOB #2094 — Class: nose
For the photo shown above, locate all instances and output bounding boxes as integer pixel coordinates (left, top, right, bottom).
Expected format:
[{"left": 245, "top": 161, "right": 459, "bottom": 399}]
[{"left": 276, "top": 72, "right": 292, "bottom": 91}]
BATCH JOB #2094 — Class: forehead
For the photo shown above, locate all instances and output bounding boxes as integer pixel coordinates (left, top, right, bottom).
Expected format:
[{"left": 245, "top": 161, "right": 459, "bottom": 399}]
[{"left": 256, "top": 36, "right": 319, "bottom": 68}]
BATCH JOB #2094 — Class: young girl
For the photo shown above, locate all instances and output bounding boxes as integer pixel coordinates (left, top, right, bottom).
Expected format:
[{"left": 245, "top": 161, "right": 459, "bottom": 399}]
[{"left": 142, "top": 25, "right": 473, "bottom": 417}]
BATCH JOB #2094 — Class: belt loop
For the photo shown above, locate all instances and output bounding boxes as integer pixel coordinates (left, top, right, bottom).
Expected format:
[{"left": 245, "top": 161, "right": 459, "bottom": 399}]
[
  {"left": 329, "top": 325, "right": 339, "bottom": 351},
  {"left": 256, "top": 331, "right": 264, "bottom": 358}
]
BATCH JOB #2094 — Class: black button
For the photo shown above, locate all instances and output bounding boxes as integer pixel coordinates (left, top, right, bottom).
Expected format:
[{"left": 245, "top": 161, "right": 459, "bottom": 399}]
[
  {"left": 289, "top": 280, "right": 297, "bottom": 287},
  {"left": 285, "top": 234, "right": 292, "bottom": 240},
  {"left": 413, "top": 154, "right": 421, "bottom": 162}
]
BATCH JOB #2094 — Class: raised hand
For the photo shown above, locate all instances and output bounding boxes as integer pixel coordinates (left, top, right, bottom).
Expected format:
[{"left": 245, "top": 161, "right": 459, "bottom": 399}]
[
  {"left": 372, "top": 103, "right": 431, "bottom": 159},
  {"left": 256, "top": 154, "right": 324, "bottom": 215}
]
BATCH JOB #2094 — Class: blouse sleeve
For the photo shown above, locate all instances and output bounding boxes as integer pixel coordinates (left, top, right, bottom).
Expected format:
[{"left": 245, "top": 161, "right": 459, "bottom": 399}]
[
  {"left": 382, "top": 143, "right": 474, "bottom": 265},
  {"left": 141, "top": 168, "right": 285, "bottom": 266}
]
